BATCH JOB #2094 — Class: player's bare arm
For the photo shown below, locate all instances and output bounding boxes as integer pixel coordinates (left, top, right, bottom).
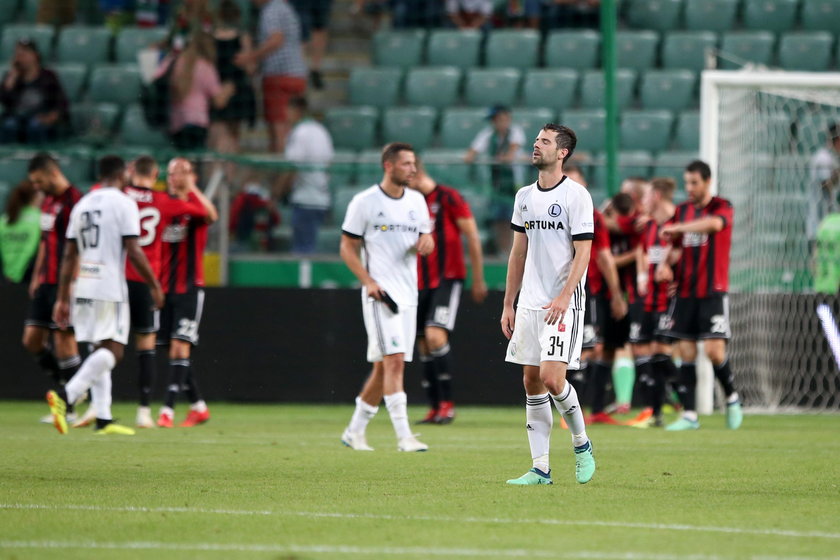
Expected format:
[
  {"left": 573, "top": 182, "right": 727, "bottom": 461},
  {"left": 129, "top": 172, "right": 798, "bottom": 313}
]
[
  {"left": 543, "top": 239, "right": 591, "bottom": 325},
  {"left": 661, "top": 216, "right": 725, "bottom": 238},
  {"left": 597, "top": 247, "right": 628, "bottom": 319},
  {"left": 501, "top": 230, "right": 528, "bottom": 339},
  {"left": 613, "top": 248, "right": 636, "bottom": 268},
  {"left": 52, "top": 240, "right": 79, "bottom": 328},
  {"left": 456, "top": 216, "right": 488, "bottom": 303},
  {"left": 125, "top": 237, "right": 164, "bottom": 310},
  {"left": 190, "top": 184, "right": 219, "bottom": 223},
  {"left": 340, "top": 234, "right": 383, "bottom": 299},
  {"left": 28, "top": 239, "right": 45, "bottom": 298},
  {"left": 635, "top": 243, "right": 648, "bottom": 298},
  {"left": 415, "top": 232, "right": 434, "bottom": 256}
]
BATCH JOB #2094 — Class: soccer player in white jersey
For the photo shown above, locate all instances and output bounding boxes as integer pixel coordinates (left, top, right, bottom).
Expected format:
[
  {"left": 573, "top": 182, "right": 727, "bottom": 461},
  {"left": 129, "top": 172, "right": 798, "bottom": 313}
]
[
  {"left": 45, "top": 156, "right": 164, "bottom": 435},
  {"left": 502, "top": 124, "right": 596, "bottom": 485},
  {"left": 339, "top": 142, "right": 435, "bottom": 452}
]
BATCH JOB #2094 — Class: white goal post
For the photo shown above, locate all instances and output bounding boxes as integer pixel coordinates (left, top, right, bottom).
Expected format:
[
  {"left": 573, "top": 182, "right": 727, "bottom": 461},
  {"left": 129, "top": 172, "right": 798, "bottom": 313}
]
[{"left": 699, "top": 70, "right": 840, "bottom": 413}]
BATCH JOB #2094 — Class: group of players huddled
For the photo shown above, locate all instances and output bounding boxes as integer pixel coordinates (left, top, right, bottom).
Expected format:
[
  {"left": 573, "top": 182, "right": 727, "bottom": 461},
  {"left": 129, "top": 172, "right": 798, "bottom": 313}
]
[{"left": 24, "top": 152, "right": 216, "bottom": 435}]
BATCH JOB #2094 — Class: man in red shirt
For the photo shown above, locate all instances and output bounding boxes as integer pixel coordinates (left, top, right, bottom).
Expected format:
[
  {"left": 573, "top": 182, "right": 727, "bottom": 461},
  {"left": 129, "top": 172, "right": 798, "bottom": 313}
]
[
  {"left": 409, "top": 158, "right": 487, "bottom": 424},
  {"left": 656, "top": 160, "right": 743, "bottom": 431},
  {"left": 22, "top": 153, "right": 83, "bottom": 419},
  {"left": 156, "top": 158, "right": 218, "bottom": 428}
]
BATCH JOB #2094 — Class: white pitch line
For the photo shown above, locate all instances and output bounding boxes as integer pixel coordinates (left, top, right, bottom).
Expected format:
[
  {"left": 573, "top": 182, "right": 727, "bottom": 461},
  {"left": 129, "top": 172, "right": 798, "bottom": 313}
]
[{"left": 2, "top": 503, "right": 838, "bottom": 541}]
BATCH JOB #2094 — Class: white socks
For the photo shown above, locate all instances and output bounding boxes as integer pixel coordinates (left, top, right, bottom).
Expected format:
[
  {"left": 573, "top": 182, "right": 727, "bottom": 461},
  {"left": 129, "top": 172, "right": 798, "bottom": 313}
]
[
  {"left": 526, "top": 393, "right": 553, "bottom": 473},
  {"left": 91, "top": 370, "right": 113, "bottom": 421},
  {"left": 551, "top": 381, "right": 590, "bottom": 448},
  {"left": 65, "top": 348, "right": 116, "bottom": 406},
  {"left": 384, "top": 392, "right": 412, "bottom": 440},
  {"left": 348, "top": 396, "right": 379, "bottom": 435}
]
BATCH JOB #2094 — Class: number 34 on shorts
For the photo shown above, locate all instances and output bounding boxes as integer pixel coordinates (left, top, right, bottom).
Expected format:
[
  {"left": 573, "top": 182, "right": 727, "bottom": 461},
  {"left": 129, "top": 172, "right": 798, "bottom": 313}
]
[{"left": 505, "top": 307, "right": 584, "bottom": 368}]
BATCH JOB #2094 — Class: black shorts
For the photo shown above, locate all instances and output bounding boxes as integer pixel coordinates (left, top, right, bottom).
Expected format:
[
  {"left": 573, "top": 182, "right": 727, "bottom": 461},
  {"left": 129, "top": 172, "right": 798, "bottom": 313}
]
[
  {"left": 25, "top": 284, "right": 70, "bottom": 330},
  {"left": 664, "top": 293, "right": 731, "bottom": 341},
  {"left": 603, "top": 297, "right": 630, "bottom": 350},
  {"left": 128, "top": 281, "right": 159, "bottom": 334},
  {"left": 417, "top": 279, "right": 463, "bottom": 334},
  {"left": 628, "top": 302, "right": 674, "bottom": 345},
  {"left": 158, "top": 289, "right": 205, "bottom": 346},
  {"left": 582, "top": 292, "right": 604, "bottom": 349},
  {"left": 291, "top": 0, "right": 333, "bottom": 38}
]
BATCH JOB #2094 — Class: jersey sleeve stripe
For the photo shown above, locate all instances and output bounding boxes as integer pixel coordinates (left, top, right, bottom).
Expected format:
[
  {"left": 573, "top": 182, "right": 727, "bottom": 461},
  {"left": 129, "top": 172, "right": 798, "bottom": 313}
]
[
  {"left": 341, "top": 230, "right": 363, "bottom": 239},
  {"left": 572, "top": 233, "right": 594, "bottom": 241},
  {"left": 511, "top": 224, "right": 526, "bottom": 233}
]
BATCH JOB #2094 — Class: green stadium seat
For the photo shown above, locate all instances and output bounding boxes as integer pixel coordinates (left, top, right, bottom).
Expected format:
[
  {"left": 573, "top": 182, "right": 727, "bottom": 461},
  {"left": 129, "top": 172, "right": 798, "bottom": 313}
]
[
  {"left": 332, "top": 186, "right": 364, "bottom": 223},
  {"left": 325, "top": 106, "right": 379, "bottom": 151},
  {"left": 22, "top": 0, "right": 38, "bottom": 22},
  {"left": 56, "top": 26, "right": 111, "bottom": 65},
  {"left": 88, "top": 64, "right": 142, "bottom": 104},
  {"left": 355, "top": 150, "right": 384, "bottom": 187},
  {"left": 640, "top": 69, "right": 695, "bottom": 111},
  {"left": 459, "top": 189, "right": 491, "bottom": 224},
  {"left": 405, "top": 66, "right": 461, "bottom": 109},
  {"left": 521, "top": 69, "right": 578, "bottom": 112},
  {"left": 757, "top": 113, "right": 793, "bottom": 153},
  {"left": 662, "top": 31, "right": 718, "bottom": 73},
  {"left": 653, "top": 150, "right": 699, "bottom": 186},
  {"left": 315, "top": 227, "right": 342, "bottom": 254},
  {"left": 778, "top": 32, "right": 833, "bottom": 71},
  {"left": 684, "top": 0, "right": 737, "bottom": 31},
  {"left": 464, "top": 68, "right": 521, "bottom": 107},
  {"left": 561, "top": 110, "right": 605, "bottom": 153},
  {"left": 421, "top": 148, "right": 472, "bottom": 188},
  {"left": 675, "top": 111, "right": 699, "bottom": 151},
  {"left": 743, "top": 0, "right": 798, "bottom": 32},
  {"left": 801, "top": 0, "right": 840, "bottom": 32},
  {"left": 621, "top": 110, "right": 674, "bottom": 152},
  {"left": 0, "top": 1, "right": 18, "bottom": 25},
  {"left": 0, "top": 24, "right": 53, "bottom": 60},
  {"left": 372, "top": 30, "right": 426, "bottom": 68},
  {"left": 71, "top": 103, "right": 121, "bottom": 145},
  {"left": 330, "top": 150, "right": 358, "bottom": 187},
  {"left": 348, "top": 67, "right": 402, "bottom": 109},
  {"left": 593, "top": 151, "right": 654, "bottom": 190},
  {"left": 719, "top": 32, "right": 775, "bottom": 70},
  {"left": 0, "top": 158, "right": 29, "bottom": 185},
  {"left": 616, "top": 30, "right": 659, "bottom": 71},
  {"left": 382, "top": 106, "right": 437, "bottom": 151},
  {"left": 54, "top": 63, "right": 88, "bottom": 102},
  {"left": 440, "top": 108, "right": 486, "bottom": 149},
  {"left": 512, "top": 107, "right": 555, "bottom": 140},
  {"left": 625, "top": 0, "right": 682, "bottom": 32},
  {"left": 115, "top": 27, "right": 168, "bottom": 64},
  {"left": 426, "top": 30, "right": 481, "bottom": 69},
  {"left": 120, "top": 104, "right": 170, "bottom": 147},
  {"left": 579, "top": 69, "right": 637, "bottom": 110},
  {"left": 544, "top": 30, "right": 600, "bottom": 70},
  {"left": 0, "top": 181, "right": 11, "bottom": 211},
  {"left": 55, "top": 153, "right": 93, "bottom": 186},
  {"left": 485, "top": 29, "right": 540, "bottom": 69}
]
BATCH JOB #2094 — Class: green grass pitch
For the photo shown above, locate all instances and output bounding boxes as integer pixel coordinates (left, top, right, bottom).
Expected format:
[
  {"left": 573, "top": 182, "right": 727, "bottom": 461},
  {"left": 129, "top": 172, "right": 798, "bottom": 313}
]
[{"left": 1, "top": 401, "right": 839, "bottom": 559}]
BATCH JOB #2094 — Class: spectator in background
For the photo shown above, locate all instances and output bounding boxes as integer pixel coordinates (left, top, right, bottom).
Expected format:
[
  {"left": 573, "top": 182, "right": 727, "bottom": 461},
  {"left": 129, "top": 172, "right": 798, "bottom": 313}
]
[
  {"left": 237, "top": 0, "right": 308, "bottom": 154},
  {"left": 290, "top": 0, "right": 333, "bottom": 90},
  {"left": 446, "top": 0, "right": 493, "bottom": 29},
  {"left": 0, "top": 39, "right": 69, "bottom": 145},
  {"left": 0, "top": 180, "right": 42, "bottom": 284},
  {"left": 158, "top": 31, "right": 236, "bottom": 150},
  {"left": 542, "top": 0, "right": 600, "bottom": 29},
  {"left": 281, "top": 96, "right": 334, "bottom": 254},
  {"left": 136, "top": 0, "right": 172, "bottom": 27},
  {"left": 99, "top": 0, "right": 134, "bottom": 31},
  {"left": 350, "top": 0, "right": 389, "bottom": 30},
  {"left": 464, "top": 105, "right": 525, "bottom": 256},
  {"left": 211, "top": 0, "right": 257, "bottom": 156},
  {"left": 168, "top": 0, "right": 216, "bottom": 51},
  {"left": 391, "top": 0, "right": 444, "bottom": 29},
  {"left": 37, "top": 0, "right": 76, "bottom": 25},
  {"left": 808, "top": 123, "right": 840, "bottom": 242},
  {"left": 230, "top": 182, "right": 281, "bottom": 252}
]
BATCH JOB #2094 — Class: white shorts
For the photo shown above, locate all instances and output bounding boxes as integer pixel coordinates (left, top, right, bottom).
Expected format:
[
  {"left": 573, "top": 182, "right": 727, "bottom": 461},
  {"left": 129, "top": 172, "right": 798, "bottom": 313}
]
[
  {"left": 505, "top": 306, "right": 584, "bottom": 369},
  {"left": 362, "top": 294, "right": 416, "bottom": 363},
  {"left": 72, "top": 298, "right": 130, "bottom": 345}
]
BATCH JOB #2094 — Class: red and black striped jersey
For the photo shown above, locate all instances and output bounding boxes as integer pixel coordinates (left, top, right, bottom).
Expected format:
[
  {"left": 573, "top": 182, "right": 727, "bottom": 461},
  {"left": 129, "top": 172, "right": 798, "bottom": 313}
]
[
  {"left": 640, "top": 219, "right": 672, "bottom": 312},
  {"left": 124, "top": 186, "right": 208, "bottom": 283},
  {"left": 586, "top": 209, "right": 611, "bottom": 296},
  {"left": 610, "top": 231, "right": 639, "bottom": 304},
  {"left": 39, "top": 185, "right": 82, "bottom": 285},
  {"left": 670, "top": 196, "right": 733, "bottom": 298},
  {"left": 159, "top": 192, "right": 209, "bottom": 294},
  {"left": 418, "top": 184, "right": 472, "bottom": 291}
]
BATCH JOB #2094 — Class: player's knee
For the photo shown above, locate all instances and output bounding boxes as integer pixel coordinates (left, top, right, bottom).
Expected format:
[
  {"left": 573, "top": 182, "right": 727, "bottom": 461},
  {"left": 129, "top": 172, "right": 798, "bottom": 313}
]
[
  {"left": 705, "top": 342, "right": 727, "bottom": 365},
  {"left": 424, "top": 327, "right": 448, "bottom": 351}
]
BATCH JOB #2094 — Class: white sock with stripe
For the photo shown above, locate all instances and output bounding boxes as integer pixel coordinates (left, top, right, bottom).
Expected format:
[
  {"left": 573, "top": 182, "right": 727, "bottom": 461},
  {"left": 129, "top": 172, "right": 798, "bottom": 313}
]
[
  {"left": 65, "top": 348, "right": 116, "bottom": 405},
  {"left": 526, "top": 393, "right": 552, "bottom": 473},
  {"left": 384, "top": 392, "right": 412, "bottom": 440},
  {"left": 348, "top": 396, "right": 378, "bottom": 435},
  {"left": 551, "top": 381, "right": 589, "bottom": 448}
]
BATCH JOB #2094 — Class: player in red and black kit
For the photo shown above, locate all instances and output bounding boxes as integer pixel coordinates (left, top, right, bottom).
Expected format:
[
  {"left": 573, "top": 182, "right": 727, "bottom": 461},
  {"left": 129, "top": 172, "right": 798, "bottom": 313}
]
[
  {"left": 22, "top": 153, "right": 83, "bottom": 418},
  {"left": 627, "top": 178, "right": 680, "bottom": 428},
  {"left": 409, "top": 158, "right": 487, "bottom": 424},
  {"left": 656, "top": 160, "right": 743, "bottom": 431},
  {"left": 156, "top": 157, "right": 219, "bottom": 428}
]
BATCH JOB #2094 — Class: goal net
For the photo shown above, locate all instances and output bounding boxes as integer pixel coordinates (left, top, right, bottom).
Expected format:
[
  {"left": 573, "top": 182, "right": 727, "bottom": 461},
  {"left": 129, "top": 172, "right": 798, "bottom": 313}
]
[{"left": 701, "top": 71, "right": 840, "bottom": 412}]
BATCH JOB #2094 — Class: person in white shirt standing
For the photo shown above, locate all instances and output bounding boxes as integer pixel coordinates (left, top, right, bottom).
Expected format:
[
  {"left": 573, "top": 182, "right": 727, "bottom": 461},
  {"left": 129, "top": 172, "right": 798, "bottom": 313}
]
[
  {"left": 501, "top": 124, "right": 596, "bottom": 485},
  {"left": 339, "top": 142, "right": 435, "bottom": 452},
  {"left": 283, "top": 96, "right": 334, "bottom": 254},
  {"left": 808, "top": 122, "right": 840, "bottom": 242},
  {"left": 45, "top": 156, "right": 164, "bottom": 436}
]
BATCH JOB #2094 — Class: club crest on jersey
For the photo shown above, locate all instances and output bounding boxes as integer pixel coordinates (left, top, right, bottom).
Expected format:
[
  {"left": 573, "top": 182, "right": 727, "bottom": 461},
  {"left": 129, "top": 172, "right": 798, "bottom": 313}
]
[
  {"left": 548, "top": 203, "right": 562, "bottom": 218},
  {"left": 408, "top": 210, "right": 417, "bottom": 221},
  {"left": 558, "top": 322, "right": 566, "bottom": 332},
  {"left": 682, "top": 232, "right": 709, "bottom": 247},
  {"left": 162, "top": 224, "right": 188, "bottom": 243}
]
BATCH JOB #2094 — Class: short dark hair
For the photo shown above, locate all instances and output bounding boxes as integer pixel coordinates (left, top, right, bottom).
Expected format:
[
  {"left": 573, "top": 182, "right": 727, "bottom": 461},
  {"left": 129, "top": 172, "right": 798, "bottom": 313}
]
[
  {"left": 612, "top": 192, "right": 634, "bottom": 215},
  {"left": 133, "top": 155, "right": 158, "bottom": 178},
  {"left": 650, "top": 177, "right": 676, "bottom": 200},
  {"left": 542, "top": 124, "right": 576, "bottom": 162},
  {"left": 381, "top": 142, "right": 414, "bottom": 168},
  {"left": 829, "top": 122, "right": 840, "bottom": 142},
  {"left": 289, "top": 96, "right": 308, "bottom": 113},
  {"left": 685, "top": 160, "right": 712, "bottom": 181},
  {"left": 98, "top": 155, "right": 126, "bottom": 183},
  {"left": 218, "top": 0, "right": 241, "bottom": 23},
  {"left": 28, "top": 152, "right": 59, "bottom": 173}
]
